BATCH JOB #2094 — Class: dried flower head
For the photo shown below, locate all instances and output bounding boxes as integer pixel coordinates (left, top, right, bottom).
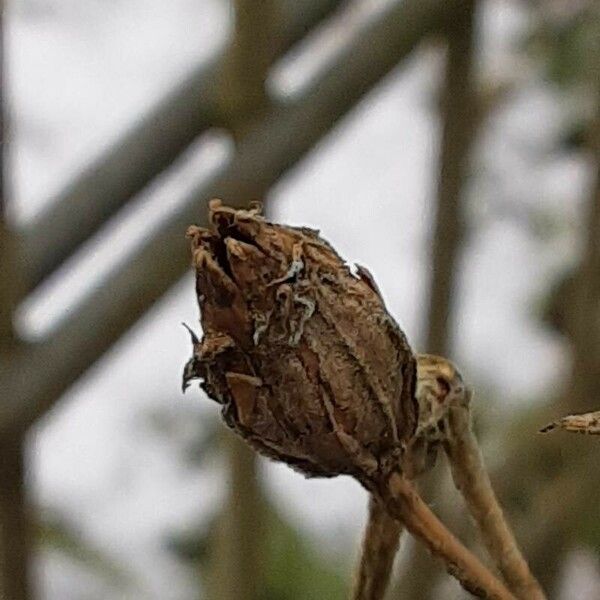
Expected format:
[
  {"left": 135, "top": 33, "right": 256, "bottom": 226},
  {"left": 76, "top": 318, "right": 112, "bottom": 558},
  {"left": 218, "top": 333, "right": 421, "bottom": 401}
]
[
  {"left": 182, "top": 203, "right": 524, "bottom": 600},
  {"left": 404, "top": 354, "right": 467, "bottom": 477},
  {"left": 183, "top": 200, "right": 417, "bottom": 487}
]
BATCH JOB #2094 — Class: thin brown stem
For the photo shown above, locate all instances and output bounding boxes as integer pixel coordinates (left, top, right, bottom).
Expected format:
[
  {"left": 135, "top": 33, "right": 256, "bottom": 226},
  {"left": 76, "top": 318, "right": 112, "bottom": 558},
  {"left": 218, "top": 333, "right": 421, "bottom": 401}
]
[
  {"left": 352, "top": 496, "right": 403, "bottom": 600},
  {"left": 443, "top": 392, "right": 545, "bottom": 600},
  {"left": 379, "top": 472, "right": 515, "bottom": 600}
]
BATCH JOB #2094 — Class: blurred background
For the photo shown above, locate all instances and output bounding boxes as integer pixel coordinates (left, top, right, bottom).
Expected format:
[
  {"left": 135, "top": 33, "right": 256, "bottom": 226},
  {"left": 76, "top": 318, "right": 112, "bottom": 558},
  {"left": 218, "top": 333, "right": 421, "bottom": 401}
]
[{"left": 0, "top": 0, "right": 599, "bottom": 598}]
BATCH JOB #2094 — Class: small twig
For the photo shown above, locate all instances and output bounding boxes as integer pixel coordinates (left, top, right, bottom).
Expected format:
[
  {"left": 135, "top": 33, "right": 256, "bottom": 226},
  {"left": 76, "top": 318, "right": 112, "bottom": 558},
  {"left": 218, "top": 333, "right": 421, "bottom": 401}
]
[
  {"left": 540, "top": 410, "right": 600, "bottom": 435},
  {"left": 352, "top": 496, "right": 403, "bottom": 600},
  {"left": 378, "top": 472, "right": 516, "bottom": 600},
  {"left": 444, "top": 390, "right": 546, "bottom": 600}
]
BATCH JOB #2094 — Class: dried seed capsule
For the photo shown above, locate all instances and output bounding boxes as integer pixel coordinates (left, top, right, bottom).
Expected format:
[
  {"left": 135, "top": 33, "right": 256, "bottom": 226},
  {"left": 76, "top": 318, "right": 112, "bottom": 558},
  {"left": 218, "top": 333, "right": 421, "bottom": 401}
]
[
  {"left": 403, "top": 354, "right": 467, "bottom": 478},
  {"left": 183, "top": 200, "right": 417, "bottom": 487}
]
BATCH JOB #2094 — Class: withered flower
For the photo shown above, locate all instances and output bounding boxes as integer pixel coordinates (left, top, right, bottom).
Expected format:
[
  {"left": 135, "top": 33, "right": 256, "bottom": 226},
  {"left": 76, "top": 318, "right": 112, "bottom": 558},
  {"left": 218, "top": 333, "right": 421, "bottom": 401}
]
[
  {"left": 183, "top": 200, "right": 417, "bottom": 488},
  {"left": 183, "top": 201, "right": 519, "bottom": 600}
]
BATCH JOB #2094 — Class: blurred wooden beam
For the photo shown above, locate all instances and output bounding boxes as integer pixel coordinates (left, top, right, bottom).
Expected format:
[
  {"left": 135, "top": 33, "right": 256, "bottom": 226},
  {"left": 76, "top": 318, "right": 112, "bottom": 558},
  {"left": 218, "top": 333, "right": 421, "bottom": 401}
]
[
  {"left": 218, "top": 0, "right": 277, "bottom": 137},
  {"left": 0, "top": 0, "right": 467, "bottom": 435},
  {"left": 0, "top": 4, "right": 3, "bottom": 220},
  {"left": 0, "top": 6, "right": 31, "bottom": 600},
  {"left": 569, "top": 102, "right": 600, "bottom": 413},
  {"left": 395, "top": 1, "right": 478, "bottom": 597},
  {"left": 209, "top": 3, "right": 275, "bottom": 599},
  {"left": 0, "top": 0, "right": 16, "bottom": 348},
  {"left": 21, "top": 0, "right": 345, "bottom": 292},
  {"left": 209, "top": 435, "right": 265, "bottom": 600},
  {"left": 0, "top": 434, "right": 31, "bottom": 600},
  {"left": 425, "top": 0, "right": 477, "bottom": 357}
]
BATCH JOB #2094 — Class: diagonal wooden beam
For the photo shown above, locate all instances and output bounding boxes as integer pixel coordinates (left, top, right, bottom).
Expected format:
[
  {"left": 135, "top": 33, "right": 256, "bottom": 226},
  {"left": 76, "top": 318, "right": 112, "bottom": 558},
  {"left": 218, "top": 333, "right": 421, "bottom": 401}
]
[
  {"left": 21, "top": 0, "right": 344, "bottom": 292},
  {"left": 0, "top": 0, "right": 466, "bottom": 435},
  {"left": 395, "top": 2, "right": 480, "bottom": 596}
]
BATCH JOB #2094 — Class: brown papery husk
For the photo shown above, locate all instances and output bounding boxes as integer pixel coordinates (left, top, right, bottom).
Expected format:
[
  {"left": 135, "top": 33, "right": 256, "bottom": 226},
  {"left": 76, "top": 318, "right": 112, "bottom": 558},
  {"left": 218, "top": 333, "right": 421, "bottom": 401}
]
[{"left": 184, "top": 200, "right": 417, "bottom": 485}]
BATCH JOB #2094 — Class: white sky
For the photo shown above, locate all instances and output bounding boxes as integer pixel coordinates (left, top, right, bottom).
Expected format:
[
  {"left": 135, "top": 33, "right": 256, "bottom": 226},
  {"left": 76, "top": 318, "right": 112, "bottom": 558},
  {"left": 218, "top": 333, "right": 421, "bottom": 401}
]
[{"left": 6, "top": 0, "right": 594, "bottom": 598}]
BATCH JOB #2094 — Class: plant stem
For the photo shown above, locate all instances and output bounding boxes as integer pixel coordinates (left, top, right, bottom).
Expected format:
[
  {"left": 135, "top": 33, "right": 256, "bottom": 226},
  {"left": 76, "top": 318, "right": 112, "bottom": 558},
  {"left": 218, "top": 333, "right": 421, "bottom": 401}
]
[
  {"left": 443, "top": 391, "right": 546, "bottom": 600},
  {"left": 378, "top": 472, "right": 515, "bottom": 600},
  {"left": 352, "top": 495, "right": 403, "bottom": 600}
]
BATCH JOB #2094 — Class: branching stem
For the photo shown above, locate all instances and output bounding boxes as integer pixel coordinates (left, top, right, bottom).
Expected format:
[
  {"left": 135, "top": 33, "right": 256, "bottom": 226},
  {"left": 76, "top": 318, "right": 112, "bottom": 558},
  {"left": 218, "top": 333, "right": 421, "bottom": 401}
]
[
  {"left": 443, "top": 390, "right": 546, "bottom": 600},
  {"left": 379, "top": 472, "right": 516, "bottom": 600},
  {"left": 352, "top": 496, "right": 403, "bottom": 600}
]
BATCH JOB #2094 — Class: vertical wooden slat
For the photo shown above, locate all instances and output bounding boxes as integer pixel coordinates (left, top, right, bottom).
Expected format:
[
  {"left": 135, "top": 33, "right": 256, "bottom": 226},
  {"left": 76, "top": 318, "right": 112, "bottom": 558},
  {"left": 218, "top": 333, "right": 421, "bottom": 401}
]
[
  {"left": 208, "top": 2, "right": 276, "bottom": 598},
  {"left": 1, "top": 5, "right": 32, "bottom": 599},
  {"left": 219, "top": 0, "right": 277, "bottom": 138},
  {"left": 208, "top": 435, "right": 265, "bottom": 600},
  {"left": 425, "top": 0, "right": 477, "bottom": 358},
  {"left": 0, "top": 434, "right": 31, "bottom": 600},
  {"left": 396, "top": 2, "right": 478, "bottom": 598}
]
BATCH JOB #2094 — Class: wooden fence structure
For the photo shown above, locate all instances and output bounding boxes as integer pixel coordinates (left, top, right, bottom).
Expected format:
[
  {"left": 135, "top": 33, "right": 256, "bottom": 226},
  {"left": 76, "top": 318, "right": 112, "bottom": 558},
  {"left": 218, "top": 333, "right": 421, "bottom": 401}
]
[{"left": 0, "top": 1, "right": 476, "bottom": 598}]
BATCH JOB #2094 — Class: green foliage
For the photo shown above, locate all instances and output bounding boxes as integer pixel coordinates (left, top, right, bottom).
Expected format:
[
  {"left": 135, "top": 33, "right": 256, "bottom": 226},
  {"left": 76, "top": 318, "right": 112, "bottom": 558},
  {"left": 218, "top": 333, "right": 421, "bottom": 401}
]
[
  {"left": 169, "top": 503, "right": 348, "bottom": 600},
  {"left": 526, "top": 4, "right": 600, "bottom": 92},
  {"left": 524, "top": 2, "right": 599, "bottom": 154},
  {"left": 260, "top": 509, "right": 348, "bottom": 600}
]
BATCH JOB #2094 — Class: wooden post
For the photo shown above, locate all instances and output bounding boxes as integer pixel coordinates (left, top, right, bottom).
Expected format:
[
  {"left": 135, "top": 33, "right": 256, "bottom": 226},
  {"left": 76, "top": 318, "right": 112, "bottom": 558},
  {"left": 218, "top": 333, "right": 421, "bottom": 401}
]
[
  {"left": 425, "top": 0, "right": 477, "bottom": 357},
  {"left": 396, "top": 2, "right": 479, "bottom": 598},
  {"left": 0, "top": 434, "right": 31, "bottom": 600},
  {"left": 208, "top": 2, "right": 276, "bottom": 598},
  {"left": 208, "top": 435, "right": 265, "bottom": 600},
  {"left": 218, "top": 0, "right": 277, "bottom": 137},
  {"left": 1, "top": 4, "right": 32, "bottom": 598}
]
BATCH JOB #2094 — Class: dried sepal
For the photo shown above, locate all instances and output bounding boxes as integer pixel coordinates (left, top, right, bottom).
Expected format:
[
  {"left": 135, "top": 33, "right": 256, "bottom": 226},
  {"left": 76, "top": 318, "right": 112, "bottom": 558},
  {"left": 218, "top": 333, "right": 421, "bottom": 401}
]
[
  {"left": 540, "top": 410, "right": 600, "bottom": 435},
  {"left": 403, "top": 353, "right": 468, "bottom": 477},
  {"left": 183, "top": 200, "right": 417, "bottom": 485}
]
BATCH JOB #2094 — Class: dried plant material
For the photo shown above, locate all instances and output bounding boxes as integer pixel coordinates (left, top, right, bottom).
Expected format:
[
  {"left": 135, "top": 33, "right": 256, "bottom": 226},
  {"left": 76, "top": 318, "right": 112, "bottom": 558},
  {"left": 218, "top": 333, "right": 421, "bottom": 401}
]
[
  {"left": 352, "top": 353, "right": 467, "bottom": 600},
  {"left": 424, "top": 355, "right": 545, "bottom": 600},
  {"left": 380, "top": 473, "right": 514, "bottom": 600},
  {"left": 354, "top": 355, "right": 545, "bottom": 600},
  {"left": 183, "top": 199, "right": 417, "bottom": 485},
  {"left": 352, "top": 497, "right": 403, "bottom": 600},
  {"left": 184, "top": 202, "right": 516, "bottom": 599},
  {"left": 540, "top": 411, "right": 600, "bottom": 435},
  {"left": 404, "top": 353, "right": 468, "bottom": 477}
]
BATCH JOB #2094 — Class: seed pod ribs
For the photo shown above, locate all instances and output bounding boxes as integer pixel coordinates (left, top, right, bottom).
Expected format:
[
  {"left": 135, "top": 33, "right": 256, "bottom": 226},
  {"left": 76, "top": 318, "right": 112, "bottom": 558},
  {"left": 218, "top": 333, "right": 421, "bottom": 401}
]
[{"left": 183, "top": 200, "right": 417, "bottom": 486}]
